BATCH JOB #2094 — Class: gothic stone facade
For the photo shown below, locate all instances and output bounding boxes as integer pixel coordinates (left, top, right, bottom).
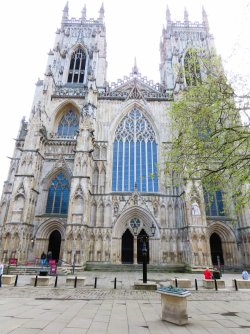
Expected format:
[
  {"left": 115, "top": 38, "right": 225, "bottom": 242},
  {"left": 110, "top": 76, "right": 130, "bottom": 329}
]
[{"left": 0, "top": 4, "right": 249, "bottom": 269}]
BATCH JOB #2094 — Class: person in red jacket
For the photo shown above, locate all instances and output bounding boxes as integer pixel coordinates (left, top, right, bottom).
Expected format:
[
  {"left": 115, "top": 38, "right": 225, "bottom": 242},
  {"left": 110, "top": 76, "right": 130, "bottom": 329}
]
[{"left": 203, "top": 267, "right": 212, "bottom": 279}]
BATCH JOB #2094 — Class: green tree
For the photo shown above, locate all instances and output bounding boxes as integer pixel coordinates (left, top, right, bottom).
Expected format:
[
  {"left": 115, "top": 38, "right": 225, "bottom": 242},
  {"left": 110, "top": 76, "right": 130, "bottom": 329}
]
[{"left": 164, "top": 54, "right": 250, "bottom": 213}]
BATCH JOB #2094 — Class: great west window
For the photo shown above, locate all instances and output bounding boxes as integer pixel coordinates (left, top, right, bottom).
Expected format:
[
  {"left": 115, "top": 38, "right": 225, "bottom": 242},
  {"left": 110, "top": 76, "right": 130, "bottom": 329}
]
[{"left": 112, "top": 108, "right": 158, "bottom": 192}]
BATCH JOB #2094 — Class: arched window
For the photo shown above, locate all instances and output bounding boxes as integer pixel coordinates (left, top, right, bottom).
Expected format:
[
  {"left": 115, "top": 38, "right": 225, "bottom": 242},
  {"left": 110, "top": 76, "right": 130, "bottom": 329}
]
[
  {"left": 184, "top": 49, "right": 201, "bottom": 86},
  {"left": 46, "top": 173, "right": 69, "bottom": 214},
  {"left": 57, "top": 110, "right": 79, "bottom": 137},
  {"left": 204, "top": 190, "right": 225, "bottom": 216},
  {"left": 67, "top": 48, "right": 86, "bottom": 84},
  {"left": 112, "top": 108, "right": 158, "bottom": 192}
]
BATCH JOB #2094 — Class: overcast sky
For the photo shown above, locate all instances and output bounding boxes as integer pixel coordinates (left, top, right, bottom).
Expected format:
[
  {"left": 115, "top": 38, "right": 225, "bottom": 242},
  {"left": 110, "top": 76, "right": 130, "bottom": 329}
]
[{"left": 0, "top": 0, "right": 249, "bottom": 191}]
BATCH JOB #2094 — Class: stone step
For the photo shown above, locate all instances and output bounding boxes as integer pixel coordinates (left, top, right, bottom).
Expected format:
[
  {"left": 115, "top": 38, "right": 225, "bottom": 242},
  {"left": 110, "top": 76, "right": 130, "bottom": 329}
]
[
  {"left": 85, "top": 262, "right": 186, "bottom": 272},
  {"left": 4, "top": 265, "right": 80, "bottom": 276}
]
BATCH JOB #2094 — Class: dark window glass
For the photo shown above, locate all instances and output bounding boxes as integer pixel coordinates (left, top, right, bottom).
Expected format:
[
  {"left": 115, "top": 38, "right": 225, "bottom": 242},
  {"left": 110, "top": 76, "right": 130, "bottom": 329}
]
[
  {"left": 57, "top": 110, "right": 79, "bottom": 138},
  {"left": 112, "top": 108, "right": 158, "bottom": 192},
  {"left": 67, "top": 48, "right": 86, "bottom": 83},
  {"left": 46, "top": 173, "right": 69, "bottom": 214},
  {"left": 204, "top": 190, "right": 225, "bottom": 216}
]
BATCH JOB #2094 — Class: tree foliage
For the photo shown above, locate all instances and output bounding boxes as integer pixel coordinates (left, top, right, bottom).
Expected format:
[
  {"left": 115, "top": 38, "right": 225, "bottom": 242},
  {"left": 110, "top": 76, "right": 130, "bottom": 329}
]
[{"left": 165, "top": 54, "right": 250, "bottom": 213}]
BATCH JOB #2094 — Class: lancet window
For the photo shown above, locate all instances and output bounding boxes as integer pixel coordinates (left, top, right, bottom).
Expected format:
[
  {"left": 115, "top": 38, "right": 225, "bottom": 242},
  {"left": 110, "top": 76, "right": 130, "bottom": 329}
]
[
  {"left": 67, "top": 48, "right": 86, "bottom": 84},
  {"left": 112, "top": 108, "right": 158, "bottom": 192},
  {"left": 204, "top": 190, "right": 225, "bottom": 216},
  {"left": 46, "top": 173, "right": 69, "bottom": 214},
  {"left": 184, "top": 49, "right": 201, "bottom": 86},
  {"left": 57, "top": 110, "right": 79, "bottom": 137}
]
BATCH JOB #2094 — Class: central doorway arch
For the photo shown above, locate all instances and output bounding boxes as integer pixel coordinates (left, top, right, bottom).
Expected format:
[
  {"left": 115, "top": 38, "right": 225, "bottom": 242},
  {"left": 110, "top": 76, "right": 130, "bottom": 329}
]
[
  {"left": 210, "top": 232, "right": 224, "bottom": 266},
  {"left": 48, "top": 230, "right": 61, "bottom": 262},
  {"left": 137, "top": 229, "right": 149, "bottom": 264},
  {"left": 122, "top": 229, "right": 134, "bottom": 263}
]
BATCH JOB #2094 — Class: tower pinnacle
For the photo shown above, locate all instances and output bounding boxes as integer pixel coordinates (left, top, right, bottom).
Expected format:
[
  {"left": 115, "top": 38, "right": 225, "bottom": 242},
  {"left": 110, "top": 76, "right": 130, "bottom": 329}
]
[
  {"left": 61, "top": 2, "right": 69, "bottom": 27},
  {"left": 132, "top": 58, "right": 139, "bottom": 76},
  {"left": 166, "top": 5, "right": 171, "bottom": 24},
  {"left": 202, "top": 6, "right": 209, "bottom": 31},
  {"left": 184, "top": 7, "right": 189, "bottom": 23},
  {"left": 99, "top": 3, "right": 104, "bottom": 21},
  {"left": 82, "top": 4, "right": 87, "bottom": 21}
]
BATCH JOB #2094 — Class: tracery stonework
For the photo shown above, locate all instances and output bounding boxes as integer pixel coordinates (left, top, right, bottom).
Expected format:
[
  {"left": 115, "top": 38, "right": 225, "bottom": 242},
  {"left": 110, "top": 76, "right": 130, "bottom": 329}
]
[{"left": 0, "top": 4, "right": 249, "bottom": 270}]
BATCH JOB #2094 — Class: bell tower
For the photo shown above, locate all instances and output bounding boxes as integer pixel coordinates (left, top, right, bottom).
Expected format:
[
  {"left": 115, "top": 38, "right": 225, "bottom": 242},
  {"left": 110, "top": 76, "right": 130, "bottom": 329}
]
[
  {"left": 159, "top": 6, "right": 215, "bottom": 92},
  {"left": 44, "top": 2, "right": 107, "bottom": 89}
]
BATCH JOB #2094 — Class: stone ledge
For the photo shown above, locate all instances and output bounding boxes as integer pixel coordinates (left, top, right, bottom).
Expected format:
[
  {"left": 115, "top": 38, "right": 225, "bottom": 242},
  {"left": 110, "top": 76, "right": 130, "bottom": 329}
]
[
  {"left": 30, "top": 276, "right": 54, "bottom": 286},
  {"left": 233, "top": 279, "right": 250, "bottom": 289},
  {"left": 134, "top": 281, "right": 157, "bottom": 290},
  {"left": 203, "top": 279, "right": 225, "bottom": 289},
  {"left": 66, "top": 276, "right": 86, "bottom": 287},
  {"left": 171, "top": 278, "right": 192, "bottom": 288},
  {"left": 2, "top": 275, "right": 16, "bottom": 285}
]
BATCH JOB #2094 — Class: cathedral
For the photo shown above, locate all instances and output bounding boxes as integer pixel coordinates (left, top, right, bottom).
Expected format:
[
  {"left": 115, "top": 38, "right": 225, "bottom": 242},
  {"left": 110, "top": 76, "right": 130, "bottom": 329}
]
[{"left": 0, "top": 3, "right": 249, "bottom": 270}]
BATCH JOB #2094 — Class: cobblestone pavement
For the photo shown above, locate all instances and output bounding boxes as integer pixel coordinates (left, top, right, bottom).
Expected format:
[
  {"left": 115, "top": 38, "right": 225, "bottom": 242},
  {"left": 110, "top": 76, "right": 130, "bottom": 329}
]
[{"left": 1, "top": 271, "right": 250, "bottom": 333}]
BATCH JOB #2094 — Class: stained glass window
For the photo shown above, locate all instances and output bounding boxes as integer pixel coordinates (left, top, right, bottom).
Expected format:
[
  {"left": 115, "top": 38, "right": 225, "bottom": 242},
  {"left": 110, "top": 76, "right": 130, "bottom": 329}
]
[
  {"left": 67, "top": 48, "right": 86, "bottom": 84},
  {"left": 204, "top": 190, "right": 225, "bottom": 216},
  {"left": 46, "top": 173, "right": 69, "bottom": 214},
  {"left": 112, "top": 108, "right": 158, "bottom": 192},
  {"left": 57, "top": 110, "right": 79, "bottom": 137}
]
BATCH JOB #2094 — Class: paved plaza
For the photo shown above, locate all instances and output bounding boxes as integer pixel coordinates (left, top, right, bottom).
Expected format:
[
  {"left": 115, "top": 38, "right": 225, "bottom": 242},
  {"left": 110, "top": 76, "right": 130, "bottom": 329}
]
[{"left": 1, "top": 271, "right": 250, "bottom": 333}]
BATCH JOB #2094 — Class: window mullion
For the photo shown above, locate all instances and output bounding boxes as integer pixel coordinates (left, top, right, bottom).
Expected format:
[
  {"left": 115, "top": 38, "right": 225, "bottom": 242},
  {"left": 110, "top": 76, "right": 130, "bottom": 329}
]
[{"left": 145, "top": 139, "right": 148, "bottom": 192}]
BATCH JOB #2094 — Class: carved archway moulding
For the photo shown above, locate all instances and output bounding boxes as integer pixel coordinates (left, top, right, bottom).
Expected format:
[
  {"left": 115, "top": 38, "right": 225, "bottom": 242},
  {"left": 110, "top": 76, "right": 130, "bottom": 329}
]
[
  {"left": 207, "top": 221, "right": 236, "bottom": 243},
  {"left": 35, "top": 219, "right": 66, "bottom": 240},
  {"left": 112, "top": 206, "right": 159, "bottom": 238}
]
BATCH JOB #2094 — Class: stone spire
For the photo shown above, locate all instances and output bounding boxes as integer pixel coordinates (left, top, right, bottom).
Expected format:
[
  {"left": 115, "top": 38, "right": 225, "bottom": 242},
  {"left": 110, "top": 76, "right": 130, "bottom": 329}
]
[
  {"left": 99, "top": 3, "right": 104, "bottom": 21},
  {"left": 166, "top": 5, "right": 171, "bottom": 24},
  {"left": 61, "top": 2, "right": 69, "bottom": 28},
  {"left": 184, "top": 7, "right": 189, "bottom": 24},
  {"left": 202, "top": 6, "right": 209, "bottom": 31},
  {"left": 132, "top": 58, "right": 139, "bottom": 76},
  {"left": 81, "top": 4, "right": 87, "bottom": 21}
]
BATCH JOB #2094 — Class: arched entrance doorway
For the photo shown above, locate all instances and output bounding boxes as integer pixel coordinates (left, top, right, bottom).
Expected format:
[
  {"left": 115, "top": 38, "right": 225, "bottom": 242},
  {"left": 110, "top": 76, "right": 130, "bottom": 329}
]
[
  {"left": 122, "top": 229, "right": 134, "bottom": 263},
  {"left": 137, "top": 229, "right": 149, "bottom": 264},
  {"left": 48, "top": 230, "right": 61, "bottom": 261},
  {"left": 210, "top": 232, "right": 224, "bottom": 266}
]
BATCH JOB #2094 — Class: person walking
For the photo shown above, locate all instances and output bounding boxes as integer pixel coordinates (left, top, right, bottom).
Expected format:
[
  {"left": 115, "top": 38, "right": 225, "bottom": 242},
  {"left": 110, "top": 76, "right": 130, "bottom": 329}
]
[{"left": 0, "top": 262, "right": 4, "bottom": 287}]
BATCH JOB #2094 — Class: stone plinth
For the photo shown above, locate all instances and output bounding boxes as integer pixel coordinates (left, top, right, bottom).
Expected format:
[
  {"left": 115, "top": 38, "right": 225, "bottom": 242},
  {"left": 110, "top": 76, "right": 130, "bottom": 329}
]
[
  {"left": 171, "top": 279, "right": 192, "bottom": 288},
  {"left": 203, "top": 279, "right": 225, "bottom": 289},
  {"left": 157, "top": 288, "right": 191, "bottom": 325},
  {"left": 233, "top": 279, "right": 250, "bottom": 289},
  {"left": 2, "top": 275, "right": 16, "bottom": 285},
  {"left": 30, "top": 276, "right": 54, "bottom": 286},
  {"left": 66, "top": 276, "right": 86, "bottom": 287},
  {"left": 134, "top": 281, "right": 157, "bottom": 290}
]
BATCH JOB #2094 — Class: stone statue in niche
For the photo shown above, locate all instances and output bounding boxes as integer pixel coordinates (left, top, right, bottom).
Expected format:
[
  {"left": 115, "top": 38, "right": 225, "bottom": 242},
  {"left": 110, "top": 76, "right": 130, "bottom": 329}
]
[{"left": 191, "top": 201, "right": 201, "bottom": 216}]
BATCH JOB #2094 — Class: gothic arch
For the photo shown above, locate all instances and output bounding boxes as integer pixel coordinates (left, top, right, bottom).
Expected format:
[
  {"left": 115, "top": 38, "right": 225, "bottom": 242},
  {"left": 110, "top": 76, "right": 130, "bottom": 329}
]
[
  {"left": 42, "top": 162, "right": 72, "bottom": 188},
  {"left": 52, "top": 101, "right": 80, "bottom": 136},
  {"left": 207, "top": 221, "right": 236, "bottom": 242},
  {"left": 35, "top": 219, "right": 66, "bottom": 240},
  {"left": 109, "top": 101, "right": 160, "bottom": 143},
  {"left": 66, "top": 44, "right": 88, "bottom": 84},
  {"left": 113, "top": 206, "right": 159, "bottom": 238}
]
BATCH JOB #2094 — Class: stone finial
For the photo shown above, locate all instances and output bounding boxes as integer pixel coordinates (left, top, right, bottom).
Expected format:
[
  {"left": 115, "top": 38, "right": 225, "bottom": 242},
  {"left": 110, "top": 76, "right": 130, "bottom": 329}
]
[
  {"left": 132, "top": 58, "right": 139, "bottom": 76},
  {"left": 99, "top": 3, "right": 104, "bottom": 20},
  {"left": 184, "top": 7, "right": 189, "bottom": 23},
  {"left": 82, "top": 4, "right": 87, "bottom": 21},
  {"left": 62, "top": 2, "right": 69, "bottom": 20},
  {"left": 61, "top": 1, "right": 69, "bottom": 28},
  {"left": 166, "top": 5, "right": 171, "bottom": 23},
  {"left": 202, "top": 6, "right": 209, "bottom": 31}
]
